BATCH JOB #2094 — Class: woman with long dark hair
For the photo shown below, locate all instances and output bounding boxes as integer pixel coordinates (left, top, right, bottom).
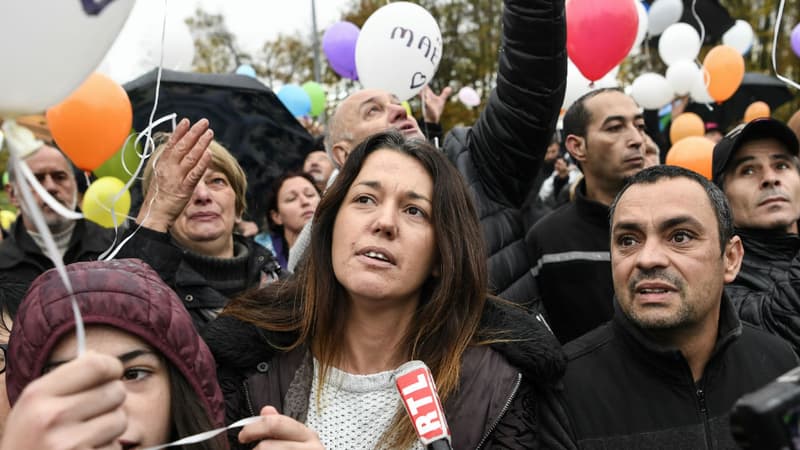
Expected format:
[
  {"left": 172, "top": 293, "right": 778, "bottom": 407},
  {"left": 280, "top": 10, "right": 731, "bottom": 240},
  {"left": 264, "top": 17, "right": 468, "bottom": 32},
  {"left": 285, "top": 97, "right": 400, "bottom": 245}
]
[{"left": 206, "top": 131, "right": 564, "bottom": 449}]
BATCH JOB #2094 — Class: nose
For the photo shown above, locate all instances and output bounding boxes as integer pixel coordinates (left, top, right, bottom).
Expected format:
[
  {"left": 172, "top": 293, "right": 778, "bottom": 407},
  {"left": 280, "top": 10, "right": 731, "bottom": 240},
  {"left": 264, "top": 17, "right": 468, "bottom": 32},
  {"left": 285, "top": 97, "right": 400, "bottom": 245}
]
[
  {"left": 761, "top": 167, "right": 782, "bottom": 188},
  {"left": 40, "top": 174, "right": 59, "bottom": 193},
  {"left": 634, "top": 237, "right": 669, "bottom": 270},
  {"left": 192, "top": 180, "right": 212, "bottom": 204},
  {"left": 387, "top": 102, "right": 408, "bottom": 124},
  {"left": 371, "top": 205, "right": 398, "bottom": 239},
  {"left": 628, "top": 126, "right": 645, "bottom": 151}
]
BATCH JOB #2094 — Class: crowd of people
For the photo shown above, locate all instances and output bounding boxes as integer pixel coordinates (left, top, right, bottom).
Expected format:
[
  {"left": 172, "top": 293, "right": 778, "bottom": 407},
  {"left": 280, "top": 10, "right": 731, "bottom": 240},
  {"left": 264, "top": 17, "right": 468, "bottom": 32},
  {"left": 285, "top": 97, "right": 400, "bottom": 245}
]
[{"left": 1, "top": 0, "right": 800, "bottom": 448}]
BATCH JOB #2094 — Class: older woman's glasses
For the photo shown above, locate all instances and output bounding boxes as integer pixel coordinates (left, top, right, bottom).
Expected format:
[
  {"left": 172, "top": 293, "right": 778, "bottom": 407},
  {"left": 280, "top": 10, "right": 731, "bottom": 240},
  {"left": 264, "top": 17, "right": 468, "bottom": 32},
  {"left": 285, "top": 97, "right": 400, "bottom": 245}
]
[{"left": 0, "top": 343, "right": 7, "bottom": 374}]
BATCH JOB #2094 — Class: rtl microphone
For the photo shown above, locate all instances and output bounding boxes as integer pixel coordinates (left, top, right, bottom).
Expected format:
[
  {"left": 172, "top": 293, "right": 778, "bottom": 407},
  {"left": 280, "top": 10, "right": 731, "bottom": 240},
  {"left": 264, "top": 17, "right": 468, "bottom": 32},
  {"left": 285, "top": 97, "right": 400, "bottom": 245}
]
[{"left": 394, "top": 360, "right": 453, "bottom": 450}]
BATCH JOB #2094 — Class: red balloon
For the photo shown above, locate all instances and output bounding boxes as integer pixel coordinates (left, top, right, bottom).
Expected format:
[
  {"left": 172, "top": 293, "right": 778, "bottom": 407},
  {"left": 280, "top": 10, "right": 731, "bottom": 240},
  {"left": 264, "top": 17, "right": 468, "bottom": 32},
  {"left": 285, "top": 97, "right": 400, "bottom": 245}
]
[{"left": 567, "top": 0, "right": 638, "bottom": 82}]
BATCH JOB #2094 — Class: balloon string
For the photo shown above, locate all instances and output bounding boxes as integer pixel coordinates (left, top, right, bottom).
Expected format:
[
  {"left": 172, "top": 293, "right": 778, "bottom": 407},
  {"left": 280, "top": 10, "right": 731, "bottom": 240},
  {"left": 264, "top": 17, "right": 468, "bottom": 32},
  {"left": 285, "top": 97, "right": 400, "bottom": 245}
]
[
  {"left": 772, "top": 0, "right": 800, "bottom": 90},
  {"left": 2, "top": 121, "right": 85, "bottom": 357},
  {"left": 142, "top": 416, "right": 262, "bottom": 450},
  {"left": 690, "top": 0, "right": 705, "bottom": 58}
]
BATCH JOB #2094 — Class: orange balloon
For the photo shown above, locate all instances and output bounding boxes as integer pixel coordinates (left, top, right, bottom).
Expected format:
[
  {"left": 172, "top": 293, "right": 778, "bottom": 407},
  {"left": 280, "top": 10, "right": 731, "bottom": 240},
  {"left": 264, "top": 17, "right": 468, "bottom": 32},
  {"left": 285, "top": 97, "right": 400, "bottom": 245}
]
[
  {"left": 46, "top": 73, "right": 132, "bottom": 171},
  {"left": 670, "top": 113, "right": 705, "bottom": 144},
  {"left": 743, "top": 101, "right": 771, "bottom": 122},
  {"left": 702, "top": 45, "right": 745, "bottom": 103},
  {"left": 666, "top": 136, "right": 715, "bottom": 180}
]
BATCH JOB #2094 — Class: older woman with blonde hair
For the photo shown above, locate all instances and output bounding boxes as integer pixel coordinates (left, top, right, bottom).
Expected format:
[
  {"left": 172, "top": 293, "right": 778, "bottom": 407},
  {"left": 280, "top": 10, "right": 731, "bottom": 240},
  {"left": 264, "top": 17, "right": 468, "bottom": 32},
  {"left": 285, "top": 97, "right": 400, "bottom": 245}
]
[{"left": 118, "top": 119, "right": 282, "bottom": 329}]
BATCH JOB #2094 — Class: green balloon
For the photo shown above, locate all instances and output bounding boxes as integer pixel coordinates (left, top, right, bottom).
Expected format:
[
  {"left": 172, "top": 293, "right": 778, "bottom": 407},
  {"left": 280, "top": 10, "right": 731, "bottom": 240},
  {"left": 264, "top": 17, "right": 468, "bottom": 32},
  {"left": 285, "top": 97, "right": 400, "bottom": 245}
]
[
  {"left": 302, "top": 81, "right": 327, "bottom": 118},
  {"left": 2, "top": 171, "right": 8, "bottom": 186},
  {"left": 93, "top": 130, "right": 142, "bottom": 183}
]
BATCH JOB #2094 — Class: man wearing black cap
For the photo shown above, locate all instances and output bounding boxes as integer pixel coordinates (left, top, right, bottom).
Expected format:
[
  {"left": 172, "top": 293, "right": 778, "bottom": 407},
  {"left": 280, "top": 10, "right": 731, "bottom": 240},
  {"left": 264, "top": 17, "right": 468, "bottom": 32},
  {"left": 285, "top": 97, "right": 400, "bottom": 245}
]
[{"left": 712, "top": 118, "right": 800, "bottom": 353}]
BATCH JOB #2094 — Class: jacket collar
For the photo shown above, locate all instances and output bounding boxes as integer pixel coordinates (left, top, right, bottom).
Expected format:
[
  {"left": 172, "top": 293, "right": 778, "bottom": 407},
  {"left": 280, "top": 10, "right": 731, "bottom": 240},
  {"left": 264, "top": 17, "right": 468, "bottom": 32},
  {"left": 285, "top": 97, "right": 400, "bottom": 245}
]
[
  {"left": 736, "top": 227, "right": 800, "bottom": 262},
  {"left": 574, "top": 179, "right": 611, "bottom": 227},
  {"left": 612, "top": 292, "right": 743, "bottom": 383}
]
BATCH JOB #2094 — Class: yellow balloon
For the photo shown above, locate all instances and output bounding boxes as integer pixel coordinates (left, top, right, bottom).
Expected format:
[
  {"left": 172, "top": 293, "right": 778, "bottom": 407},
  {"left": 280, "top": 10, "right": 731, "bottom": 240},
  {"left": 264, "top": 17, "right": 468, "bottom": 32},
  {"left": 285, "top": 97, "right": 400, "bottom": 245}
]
[
  {"left": 402, "top": 100, "right": 412, "bottom": 117},
  {"left": 81, "top": 176, "right": 131, "bottom": 228},
  {"left": 0, "top": 210, "right": 16, "bottom": 230}
]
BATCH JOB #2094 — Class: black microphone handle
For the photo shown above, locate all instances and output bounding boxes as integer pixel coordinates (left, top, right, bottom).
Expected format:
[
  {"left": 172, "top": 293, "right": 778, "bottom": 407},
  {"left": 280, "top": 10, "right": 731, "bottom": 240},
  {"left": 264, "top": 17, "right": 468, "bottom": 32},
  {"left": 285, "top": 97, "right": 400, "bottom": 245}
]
[{"left": 428, "top": 439, "right": 453, "bottom": 450}]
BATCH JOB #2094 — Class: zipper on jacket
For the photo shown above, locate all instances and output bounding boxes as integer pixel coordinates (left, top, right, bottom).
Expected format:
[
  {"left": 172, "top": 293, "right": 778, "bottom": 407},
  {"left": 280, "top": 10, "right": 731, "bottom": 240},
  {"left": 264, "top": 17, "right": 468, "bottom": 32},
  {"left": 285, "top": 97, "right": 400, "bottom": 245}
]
[
  {"left": 475, "top": 373, "right": 522, "bottom": 450},
  {"left": 696, "top": 387, "right": 713, "bottom": 450},
  {"left": 243, "top": 378, "right": 256, "bottom": 417}
]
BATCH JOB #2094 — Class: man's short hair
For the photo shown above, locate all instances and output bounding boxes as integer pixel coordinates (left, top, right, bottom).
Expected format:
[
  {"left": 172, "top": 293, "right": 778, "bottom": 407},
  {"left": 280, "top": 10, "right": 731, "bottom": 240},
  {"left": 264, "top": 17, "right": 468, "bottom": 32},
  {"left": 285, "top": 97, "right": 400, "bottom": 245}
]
[
  {"left": 562, "top": 87, "right": 625, "bottom": 139},
  {"left": 7, "top": 144, "right": 74, "bottom": 186},
  {"left": 609, "top": 165, "right": 734, "bottom": 254}
]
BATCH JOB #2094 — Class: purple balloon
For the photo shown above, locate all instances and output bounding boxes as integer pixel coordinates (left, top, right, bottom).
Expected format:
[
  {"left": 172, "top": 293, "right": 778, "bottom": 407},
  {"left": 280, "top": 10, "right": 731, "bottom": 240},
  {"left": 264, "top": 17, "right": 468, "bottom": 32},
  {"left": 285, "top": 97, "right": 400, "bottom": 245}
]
[
  {"left": 792, "top": 24, "right": 800, "bottom": 59},
  {"left": 322, "top": 21, "right": 360, "bottom": 80}
]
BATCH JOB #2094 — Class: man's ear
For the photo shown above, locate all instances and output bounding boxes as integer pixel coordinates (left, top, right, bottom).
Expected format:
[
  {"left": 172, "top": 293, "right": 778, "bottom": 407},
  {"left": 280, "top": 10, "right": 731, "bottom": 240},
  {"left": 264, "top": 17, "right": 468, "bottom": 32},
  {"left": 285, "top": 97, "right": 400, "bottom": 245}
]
[
  {"left": 6, "top": 184, "right": 20, "bottom": 209},
  {"left": 722, "top": 235, "right": 744, "bottom": 284},
  {"left": 331, "top": 141, "right": 351, "bottom": 168},
  {"left": 565, "top": 134, "right": 587, "bottom": 164}
]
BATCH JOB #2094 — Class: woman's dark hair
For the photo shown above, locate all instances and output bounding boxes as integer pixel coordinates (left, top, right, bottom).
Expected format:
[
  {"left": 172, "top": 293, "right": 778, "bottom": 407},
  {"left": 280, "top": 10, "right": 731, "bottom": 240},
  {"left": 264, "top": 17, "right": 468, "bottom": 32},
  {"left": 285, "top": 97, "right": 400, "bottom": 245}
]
[
  {"left": 167, "top": 363, "right": 228, "bottom": 450},
  {"left": 224, "top": 130, "right": 489, "bottom": 448}
]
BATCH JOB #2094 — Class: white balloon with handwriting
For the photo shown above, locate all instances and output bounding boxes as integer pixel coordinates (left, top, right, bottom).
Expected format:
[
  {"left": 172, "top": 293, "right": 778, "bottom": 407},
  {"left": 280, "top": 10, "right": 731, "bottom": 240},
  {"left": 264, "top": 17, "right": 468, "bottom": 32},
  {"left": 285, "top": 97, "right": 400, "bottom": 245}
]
[
  {"left": 0, "top": 0, "right": 134, "bottom": 117},
  {"left": 355, "top": 2, "right": 443, "bottom": 101}
]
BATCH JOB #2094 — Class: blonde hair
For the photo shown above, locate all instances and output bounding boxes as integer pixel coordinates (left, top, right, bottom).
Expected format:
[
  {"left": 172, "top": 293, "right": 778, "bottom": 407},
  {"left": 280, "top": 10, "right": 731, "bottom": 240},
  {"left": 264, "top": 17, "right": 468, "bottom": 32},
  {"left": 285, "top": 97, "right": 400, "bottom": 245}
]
[{"left": 142, "top": 134, "right": 248, "bottom": 216}]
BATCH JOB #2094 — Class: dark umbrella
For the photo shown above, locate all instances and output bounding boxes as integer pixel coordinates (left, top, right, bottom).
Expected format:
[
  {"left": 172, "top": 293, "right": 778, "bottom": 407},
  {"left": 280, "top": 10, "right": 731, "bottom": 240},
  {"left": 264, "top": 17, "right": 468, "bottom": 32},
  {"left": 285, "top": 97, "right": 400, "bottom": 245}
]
[
  {"left": 685, "top": 72, "right": 796, "bottom": 132},
  {"left": 124, "top": 69, "right": 314, "bottom": 222}
]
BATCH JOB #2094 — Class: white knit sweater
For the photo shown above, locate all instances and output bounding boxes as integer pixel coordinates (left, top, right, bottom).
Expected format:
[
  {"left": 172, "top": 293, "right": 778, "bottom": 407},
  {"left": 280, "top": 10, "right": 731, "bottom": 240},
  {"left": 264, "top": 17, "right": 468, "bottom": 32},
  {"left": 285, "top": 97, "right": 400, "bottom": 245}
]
[{"left": 305, "top": 359, "right": 424, "bottom": 450}]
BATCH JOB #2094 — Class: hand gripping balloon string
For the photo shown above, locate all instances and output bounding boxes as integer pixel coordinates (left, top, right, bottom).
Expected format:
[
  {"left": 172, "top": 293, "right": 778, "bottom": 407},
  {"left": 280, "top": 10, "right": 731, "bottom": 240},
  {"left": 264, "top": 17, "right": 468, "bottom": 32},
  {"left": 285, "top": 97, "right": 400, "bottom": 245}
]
[
  {"left": 2, "top": 121, "right": 85, "bottom": 356},
  {"left": 773, "top": 0, "right": 800, "bottom": 91},
  {"left": 142, "top": 416, "right": 262, "bottom": 450}
]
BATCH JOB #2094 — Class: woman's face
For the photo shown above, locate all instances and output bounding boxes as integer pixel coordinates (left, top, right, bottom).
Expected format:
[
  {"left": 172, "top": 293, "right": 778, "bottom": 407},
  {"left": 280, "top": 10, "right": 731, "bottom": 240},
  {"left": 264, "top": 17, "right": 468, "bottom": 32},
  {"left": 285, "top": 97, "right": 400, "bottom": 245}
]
[
  {"left": 48, "top": 326, "right": 171, "bottom": 449},
  {"left": 270, "top": 176, "right": 321, "bottom": 236},
  {"left": 331, "top": 149, "right": 437, "bottom": 308}
]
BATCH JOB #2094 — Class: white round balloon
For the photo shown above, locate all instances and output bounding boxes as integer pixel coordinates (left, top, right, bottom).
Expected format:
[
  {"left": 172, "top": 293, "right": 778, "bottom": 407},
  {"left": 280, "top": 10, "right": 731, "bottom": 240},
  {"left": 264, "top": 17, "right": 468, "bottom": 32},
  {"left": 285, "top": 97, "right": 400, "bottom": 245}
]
[
  {"left": 689, "top": 69, "right": 714, "bottom": 104},
  {"left": 457, "top": 86, "right": 481, "bottom": 108},
  {"left": 630, "top": 73, "right": 673, "bottom": 109},
  {"left": 355, "top": 2, "right": 442, "bottom": 100},
  {"left": 665, "top": 60, "right": 701, "bottom": 96},
  {"left": 658, "top": 23, "right": 701, "bottom": 65},
  {"left": 722, "top": 19, "right": 755, "bottom": 55},
  {"left": 647, "top": 0, "right": 683, "bottom": 36},
  {"left": 628, "top": 0, "right": 650, "bottom": 56},
  {"left": 0, "top": 0, "right": 134, "bottom": 117}
]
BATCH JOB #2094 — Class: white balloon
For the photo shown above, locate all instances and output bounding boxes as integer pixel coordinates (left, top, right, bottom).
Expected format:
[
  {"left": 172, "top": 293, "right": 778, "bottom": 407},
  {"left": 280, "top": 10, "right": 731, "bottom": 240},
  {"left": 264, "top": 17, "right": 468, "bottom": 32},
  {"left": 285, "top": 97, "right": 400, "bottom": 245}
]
[
  {"left": 647, "top": 0, "right": 683, "bottom": 36},
  {"left": 665, "top": 60, "right": 701, "bottom": 96},
  {"left": 628, "top": 0, "right": 649, "bottom": 56},
  {"left": 355, "top": 2, "right": 442, "bottom": 100},
  {"left": 689, "top": 69, "right": 714, "bottom": 104},
  {"left": 0, "top": 0, "right": 134, "bottom": 117},
  {"left": 562, "top": 59, "right": 619, "bottom": 111},
  {"left": 630, "top": 73, "right": 673, "bottom": 109},
  {"left": 722, "top": 19, "right": 755, "bottom": 55},
  {"left": 99, "top": 1, "right": 196, "bottom": 84},
  {"left": 658, "top": 23, "right": 701, "bottom": 65},
  {"left": 457, "top": 87, "right": 481, "bottom": 108}
]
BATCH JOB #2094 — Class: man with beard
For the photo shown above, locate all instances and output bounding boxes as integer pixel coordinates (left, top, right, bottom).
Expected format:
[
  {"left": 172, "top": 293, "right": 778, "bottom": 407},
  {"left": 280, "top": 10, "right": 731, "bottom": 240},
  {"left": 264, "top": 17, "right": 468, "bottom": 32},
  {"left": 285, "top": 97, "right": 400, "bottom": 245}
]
[
  {"left": 0, "top": 144, "right": 113, "bottom": 315},
  {"left": 526, "top": 88, "right": 647, "bottom": 343},
  {"left": 539, "top": 165, "right": 797, "bottom": 450},
  {"left": 712, "top": 118, "right": 800, "bottom": 354}
]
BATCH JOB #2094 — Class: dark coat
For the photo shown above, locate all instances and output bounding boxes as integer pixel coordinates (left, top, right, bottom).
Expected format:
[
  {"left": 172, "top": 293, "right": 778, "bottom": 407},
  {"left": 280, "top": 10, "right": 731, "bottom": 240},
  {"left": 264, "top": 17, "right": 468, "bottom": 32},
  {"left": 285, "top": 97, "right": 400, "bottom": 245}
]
[
  {"left": 116, "top": 226, "right": 282, "bottom": 330},
  {"left": 525, "top": 180, "right": 614, "bottom": 343},
  {"left": 539, "top": 296, "right": 798, "bottom": 450},
  {"left": 725, "top": 228, "right": 800, "bottom": 354},
  {"left": 442, "top": 0, "right": 566, "bottom": 307},
  {"left": 0, "top": 219, "right": 114, "bottom": 316},
  {"left": 204, "top": 298, "right": 566, "bottom": 449}
]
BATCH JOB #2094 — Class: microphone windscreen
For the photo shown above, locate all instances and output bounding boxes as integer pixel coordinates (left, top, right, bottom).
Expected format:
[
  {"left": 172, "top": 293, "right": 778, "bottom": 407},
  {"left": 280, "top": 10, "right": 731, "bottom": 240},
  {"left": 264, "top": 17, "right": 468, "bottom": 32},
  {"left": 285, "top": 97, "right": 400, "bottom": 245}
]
[{"left": 394, "top": 360, "right": 452, "bottom": 447}]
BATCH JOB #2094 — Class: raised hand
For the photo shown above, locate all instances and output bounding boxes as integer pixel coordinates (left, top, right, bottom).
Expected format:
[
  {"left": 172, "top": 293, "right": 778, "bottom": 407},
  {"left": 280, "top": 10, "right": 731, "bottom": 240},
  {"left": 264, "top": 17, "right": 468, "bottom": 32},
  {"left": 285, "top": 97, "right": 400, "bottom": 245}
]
[
  {"left": 138, "top": 118, "right": 214, "bottom": 232},
  {"left": 239, "top": 406, "right": 324, "bottom": 450},
  {"left": 0, "top": 352, "right": 127, "bottom": 450},
  {"left": 421, "top": 85, "right": 453, "bottom": 124}
]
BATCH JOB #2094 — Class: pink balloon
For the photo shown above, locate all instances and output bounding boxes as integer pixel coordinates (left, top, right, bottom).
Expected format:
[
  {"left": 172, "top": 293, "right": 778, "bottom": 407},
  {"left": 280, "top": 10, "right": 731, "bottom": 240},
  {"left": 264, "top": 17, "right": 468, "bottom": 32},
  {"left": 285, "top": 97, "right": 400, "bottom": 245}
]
[
  {"left": 457, "top": 86, "right": 480, "bottom": 107},
  {"left": 567, "top": 0, "right": 638, "bottom": 81}
]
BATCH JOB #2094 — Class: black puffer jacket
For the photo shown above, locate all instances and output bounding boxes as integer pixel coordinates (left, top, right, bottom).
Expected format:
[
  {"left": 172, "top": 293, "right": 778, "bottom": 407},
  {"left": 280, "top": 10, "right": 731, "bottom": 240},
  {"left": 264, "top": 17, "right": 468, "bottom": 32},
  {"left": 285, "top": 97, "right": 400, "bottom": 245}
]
[
  {"left": 726, "top": 228, "right": 800, "bottom": 354},
  {"left": 116, "top": 226, "right": 282, "bottom": 330},
  {"left": 443, "top": 0, "right": 566, "bottom": 307},
  {"left": 204, "top": 299, "right": 566, "bottom": 449}
]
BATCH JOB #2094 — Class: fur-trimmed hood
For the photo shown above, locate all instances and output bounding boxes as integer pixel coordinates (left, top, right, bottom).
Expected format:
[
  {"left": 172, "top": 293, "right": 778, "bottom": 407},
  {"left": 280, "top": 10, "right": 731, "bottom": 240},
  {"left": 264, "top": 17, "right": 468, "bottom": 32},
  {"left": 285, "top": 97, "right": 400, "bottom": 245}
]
[{"left": 203, "top": 297, "right": 565, "bottom": 386}]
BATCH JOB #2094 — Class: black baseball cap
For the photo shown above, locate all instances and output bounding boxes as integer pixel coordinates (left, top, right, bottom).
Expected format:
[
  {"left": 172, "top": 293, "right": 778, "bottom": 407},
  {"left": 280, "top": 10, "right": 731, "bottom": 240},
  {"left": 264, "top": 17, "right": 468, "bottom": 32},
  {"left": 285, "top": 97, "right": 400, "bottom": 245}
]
[{"left": 712, "top": 118, "right": 800, "bottom": 187}]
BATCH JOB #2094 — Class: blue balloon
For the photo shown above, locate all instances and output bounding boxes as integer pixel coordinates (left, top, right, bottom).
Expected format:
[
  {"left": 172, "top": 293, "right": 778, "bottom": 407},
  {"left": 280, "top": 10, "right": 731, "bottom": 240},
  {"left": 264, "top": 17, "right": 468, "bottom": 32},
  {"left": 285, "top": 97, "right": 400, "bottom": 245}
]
[
  {"left": 277, "top": 84, "right": 312, "bottom": 117},
  {"left": 235, "top": 64, "right": 257, "bottom": 78}
]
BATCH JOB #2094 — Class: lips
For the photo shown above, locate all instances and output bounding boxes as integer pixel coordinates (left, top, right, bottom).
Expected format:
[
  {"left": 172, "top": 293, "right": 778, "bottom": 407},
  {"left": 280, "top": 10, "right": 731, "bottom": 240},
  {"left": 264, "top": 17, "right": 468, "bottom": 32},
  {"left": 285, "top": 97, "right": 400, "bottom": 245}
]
[
  {"left": 357, "top": 246, "right": 397, "bottom": 265},
  {"left": 758, "top": 195, "right": 789, "bottom": 207},
  {"left": 188, "top": 211, "right": 220, "bottom": 221},
  {"left": 119, "top": 440, "right": 138, "bottom": 450}
]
